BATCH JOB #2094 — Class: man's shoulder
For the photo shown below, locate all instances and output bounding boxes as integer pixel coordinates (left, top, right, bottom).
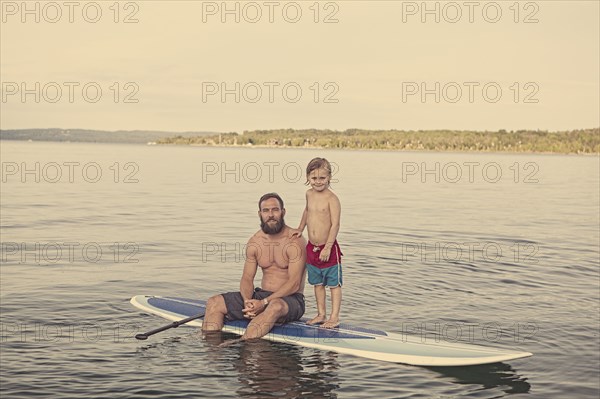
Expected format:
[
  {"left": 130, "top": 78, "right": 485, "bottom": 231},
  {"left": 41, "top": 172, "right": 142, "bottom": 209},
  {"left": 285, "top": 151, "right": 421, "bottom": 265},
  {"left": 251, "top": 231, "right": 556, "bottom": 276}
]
[
  {"left": 277, "top": 228, "right": 307, "bottom": 249},
  {"left": 284, "top": 234, "right": 307, "bottom": 262},
  {"left": 287, "top": 232, "right": 307, "bottom": 247},
  {"left": 247, "top": 228, "right": 304, "bottom": 244},
  {"left": 248, "top": 230, "right": 265, "bottom": 244},
  {"left": 281, "top": 227, "right": 306, "bottom": 246}
]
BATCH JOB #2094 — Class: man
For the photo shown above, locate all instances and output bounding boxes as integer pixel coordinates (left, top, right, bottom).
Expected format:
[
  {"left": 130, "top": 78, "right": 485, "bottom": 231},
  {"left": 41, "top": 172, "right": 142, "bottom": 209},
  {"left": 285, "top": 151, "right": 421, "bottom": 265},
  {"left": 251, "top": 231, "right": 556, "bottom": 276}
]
[{"left": 202, "top": 193, "right": 307, "bottom": 340}]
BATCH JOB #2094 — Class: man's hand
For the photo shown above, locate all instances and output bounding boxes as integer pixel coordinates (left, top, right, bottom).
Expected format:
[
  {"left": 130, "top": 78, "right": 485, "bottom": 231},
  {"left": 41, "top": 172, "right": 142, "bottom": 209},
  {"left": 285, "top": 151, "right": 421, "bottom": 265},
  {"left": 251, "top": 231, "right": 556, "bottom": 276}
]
[
  {"left": 319, "top": 246, "right": 332, "bottom": 262},
  {"left": 242, "top": 299, "right": 266, "bottom": 319}
]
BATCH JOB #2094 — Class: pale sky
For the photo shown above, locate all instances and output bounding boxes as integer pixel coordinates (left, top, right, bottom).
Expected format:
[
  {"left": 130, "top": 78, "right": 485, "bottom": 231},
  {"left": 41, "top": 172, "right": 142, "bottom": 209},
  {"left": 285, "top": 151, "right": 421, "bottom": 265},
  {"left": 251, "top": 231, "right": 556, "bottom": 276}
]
[{"left": 1, "top": 0, "right": 599, "bottom": 133}]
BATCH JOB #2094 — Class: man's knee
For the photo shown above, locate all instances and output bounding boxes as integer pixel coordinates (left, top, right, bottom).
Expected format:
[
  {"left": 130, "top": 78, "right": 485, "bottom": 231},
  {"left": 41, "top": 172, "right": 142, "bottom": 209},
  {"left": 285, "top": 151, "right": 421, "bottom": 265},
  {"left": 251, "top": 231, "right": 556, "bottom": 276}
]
[
  {"left": 206, "top": 294, "right": 226, "bottom": 313},
  {"left": 202, "top": 294, "right": 227, "bottom": 332},
  {"left": 266, "top": 298, "right": 288, "bottom": 315}
]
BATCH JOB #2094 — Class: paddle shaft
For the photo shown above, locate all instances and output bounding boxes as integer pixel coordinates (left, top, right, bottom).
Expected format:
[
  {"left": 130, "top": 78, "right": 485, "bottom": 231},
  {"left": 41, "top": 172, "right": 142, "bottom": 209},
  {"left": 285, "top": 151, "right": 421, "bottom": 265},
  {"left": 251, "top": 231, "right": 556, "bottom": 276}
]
[{"left": 135, "top": 312, "right": 204, "bottom": 340}]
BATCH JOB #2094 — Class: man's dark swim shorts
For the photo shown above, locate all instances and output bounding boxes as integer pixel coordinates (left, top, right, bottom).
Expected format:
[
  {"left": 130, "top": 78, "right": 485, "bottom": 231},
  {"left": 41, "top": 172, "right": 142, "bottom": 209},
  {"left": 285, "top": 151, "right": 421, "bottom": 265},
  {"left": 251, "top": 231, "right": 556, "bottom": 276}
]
[{"left": 221, "top": 288, "right": 305, "bottom": 323}]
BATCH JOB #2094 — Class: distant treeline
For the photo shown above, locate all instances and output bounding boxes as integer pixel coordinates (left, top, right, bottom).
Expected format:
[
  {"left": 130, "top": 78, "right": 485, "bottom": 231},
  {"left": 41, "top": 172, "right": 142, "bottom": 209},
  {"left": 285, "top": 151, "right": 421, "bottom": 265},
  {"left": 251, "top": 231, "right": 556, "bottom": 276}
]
[{"left": 158, "top": 128, "right": 600, "bottom": 154}]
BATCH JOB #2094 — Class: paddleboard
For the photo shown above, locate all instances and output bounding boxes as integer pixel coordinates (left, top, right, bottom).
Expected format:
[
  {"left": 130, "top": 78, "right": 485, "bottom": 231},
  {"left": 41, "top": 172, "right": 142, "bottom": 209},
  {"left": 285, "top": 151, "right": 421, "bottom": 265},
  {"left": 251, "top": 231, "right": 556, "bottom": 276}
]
[{"left": 130, "top": 295, "right": 532, "bottom": 367}]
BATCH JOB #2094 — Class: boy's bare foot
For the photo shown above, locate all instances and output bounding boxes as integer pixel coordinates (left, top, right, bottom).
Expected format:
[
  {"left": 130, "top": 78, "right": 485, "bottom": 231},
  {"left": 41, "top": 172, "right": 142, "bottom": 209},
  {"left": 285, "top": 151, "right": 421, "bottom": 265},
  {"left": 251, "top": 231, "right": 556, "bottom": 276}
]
[
  {"left": 306, "top": 315, "right": 326, "bottom": 325},
  {"left": 321, "top": 319, "right": 340, "bottom": 329}
]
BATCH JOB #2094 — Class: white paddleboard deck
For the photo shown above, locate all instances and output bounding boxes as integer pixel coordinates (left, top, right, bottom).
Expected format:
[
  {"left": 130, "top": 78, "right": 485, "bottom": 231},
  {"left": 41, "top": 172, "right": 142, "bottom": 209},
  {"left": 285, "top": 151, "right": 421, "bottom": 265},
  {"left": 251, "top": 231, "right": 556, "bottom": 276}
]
[{"left": 131, "top": 295, "right": 532, "bottom": 367}]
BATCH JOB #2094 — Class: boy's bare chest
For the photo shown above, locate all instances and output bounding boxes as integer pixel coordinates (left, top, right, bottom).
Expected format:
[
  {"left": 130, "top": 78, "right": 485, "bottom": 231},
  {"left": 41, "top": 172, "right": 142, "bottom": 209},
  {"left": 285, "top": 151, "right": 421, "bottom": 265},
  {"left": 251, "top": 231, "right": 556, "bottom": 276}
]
[{"left": 307, "top": 200, "right": 329, "bottom": 213}]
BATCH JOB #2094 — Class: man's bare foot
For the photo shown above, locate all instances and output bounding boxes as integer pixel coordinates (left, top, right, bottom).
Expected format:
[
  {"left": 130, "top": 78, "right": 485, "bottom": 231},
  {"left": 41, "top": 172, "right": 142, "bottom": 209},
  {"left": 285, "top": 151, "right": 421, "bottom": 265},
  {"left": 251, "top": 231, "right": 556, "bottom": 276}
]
[
  {"left": 306, "top": 315, "right": 326, "bottom": 325},
  {"left": 218, "top": 338, "right": 243, "bottom": 348},
  {"left": 321, "top": 319, "right": 340, "bottom": 329}
]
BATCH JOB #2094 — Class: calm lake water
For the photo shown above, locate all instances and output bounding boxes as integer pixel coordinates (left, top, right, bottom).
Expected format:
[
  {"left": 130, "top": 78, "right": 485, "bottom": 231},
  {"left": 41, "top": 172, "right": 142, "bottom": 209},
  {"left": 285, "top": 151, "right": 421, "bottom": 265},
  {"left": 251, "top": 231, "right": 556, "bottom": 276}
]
[{"left": 1, "top": 141, "right": 599, "bottom": 398}]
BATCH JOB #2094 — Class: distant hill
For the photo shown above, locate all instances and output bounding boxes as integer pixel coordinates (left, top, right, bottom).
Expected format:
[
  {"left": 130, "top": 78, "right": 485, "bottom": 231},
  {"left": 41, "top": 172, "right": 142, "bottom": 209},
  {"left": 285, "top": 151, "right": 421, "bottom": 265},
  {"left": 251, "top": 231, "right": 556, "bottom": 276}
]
[{"left": 0, "top": 129, "right": 218, "bottom": 144}]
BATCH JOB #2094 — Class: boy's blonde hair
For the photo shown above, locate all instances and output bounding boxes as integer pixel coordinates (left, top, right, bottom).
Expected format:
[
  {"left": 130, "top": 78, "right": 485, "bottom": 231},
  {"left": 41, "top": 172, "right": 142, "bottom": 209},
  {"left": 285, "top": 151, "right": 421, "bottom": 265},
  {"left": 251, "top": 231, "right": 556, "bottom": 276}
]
[{"left": 305, "top": 157, "right": 332, "bottom": 186}]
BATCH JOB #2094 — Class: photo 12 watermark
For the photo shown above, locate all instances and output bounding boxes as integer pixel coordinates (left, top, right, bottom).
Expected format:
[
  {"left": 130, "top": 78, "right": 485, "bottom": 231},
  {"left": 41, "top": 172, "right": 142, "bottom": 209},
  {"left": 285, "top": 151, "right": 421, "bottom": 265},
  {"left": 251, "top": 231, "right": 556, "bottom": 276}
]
[
  {"left": 201, "top": 161, "right": 339, "bottom": 184},
  {"left": 1, "top": 1, "right": 140, "bottom": 23},
  {"left": 1, "top": 242, "right": 140, "bottom": 265},
  {"left": 401, "top": 82, "right": 540, "bottom": 104},
  {"left": 400, "top": 1, "right": 540, "bottom": 24},
  {"left": 1, "top": 162, "right": 140, "bottom": 183},
  {"left": 399, "top": 241, "right": 539, "bottom": 264},
  {"left": 199, "top": 239, "right": 538, "bottom": 266},
  {"left": 0, "top": 318, "right": 538, "bottom": 345},
  {"left": 210, "top": 319, "right": 538, "bottom": 345},
  {"left": 401, "top": 161, "right": 540, "bottom": 183},
  {"left": 201, "top": 82, "right": 339, "bottom": 104},
  {"left": 399, "top": 320, "right": 538, "bottom": 344},
  {"left": 201, "top": 1, "right": 340, "bottom": 24},
  {"left": 0, "top": 322, "right": 143, "bottom": 344},
  {"left": 200, "top": 240, "right": 304, "bottom": 264},
  {"left": 1, "top": 82, "right": 140, "bottom": 104}
]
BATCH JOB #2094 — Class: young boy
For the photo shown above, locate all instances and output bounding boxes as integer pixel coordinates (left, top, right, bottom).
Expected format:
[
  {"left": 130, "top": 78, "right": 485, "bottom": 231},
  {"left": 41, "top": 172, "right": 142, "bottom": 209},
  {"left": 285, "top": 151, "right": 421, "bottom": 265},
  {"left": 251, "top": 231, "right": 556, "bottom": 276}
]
[{"left": 291, "top": 157, "right": 343, "bottom": 329}]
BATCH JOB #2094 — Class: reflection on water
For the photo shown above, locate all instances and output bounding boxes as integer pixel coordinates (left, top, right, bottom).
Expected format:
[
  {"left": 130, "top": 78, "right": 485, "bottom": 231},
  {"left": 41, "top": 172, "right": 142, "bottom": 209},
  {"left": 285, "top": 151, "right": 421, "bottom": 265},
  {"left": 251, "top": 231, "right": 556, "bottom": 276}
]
[
  {"left": 428, "top": 363, "right": 531, "bottom": 395},
  {"left": 200, "top": 331, "right": 531, "bottom": 397},
  {"left": 204, "top": 332, "right": 340, "bottom": 398}
]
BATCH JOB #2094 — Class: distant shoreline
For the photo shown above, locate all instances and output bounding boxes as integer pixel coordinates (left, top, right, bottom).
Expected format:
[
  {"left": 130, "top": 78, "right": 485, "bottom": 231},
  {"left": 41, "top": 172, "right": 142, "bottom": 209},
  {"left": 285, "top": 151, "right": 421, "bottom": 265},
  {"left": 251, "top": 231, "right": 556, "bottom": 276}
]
[
  {"left": 176, "top": 142, "right": 595, "bottom": 156},
  {"left": 3, "top": 128, "right": 598, "bottom": 154},
  {"left": 159, "top": 128, "right": 600, "bottom": 155}
]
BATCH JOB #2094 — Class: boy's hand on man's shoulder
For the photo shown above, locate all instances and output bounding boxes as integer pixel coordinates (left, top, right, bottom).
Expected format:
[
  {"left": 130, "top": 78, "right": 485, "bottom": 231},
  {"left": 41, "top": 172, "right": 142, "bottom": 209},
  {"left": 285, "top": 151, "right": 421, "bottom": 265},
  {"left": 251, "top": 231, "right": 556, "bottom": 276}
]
[{"left": 289, "top": 228, "right": 302, "bottom": 238}]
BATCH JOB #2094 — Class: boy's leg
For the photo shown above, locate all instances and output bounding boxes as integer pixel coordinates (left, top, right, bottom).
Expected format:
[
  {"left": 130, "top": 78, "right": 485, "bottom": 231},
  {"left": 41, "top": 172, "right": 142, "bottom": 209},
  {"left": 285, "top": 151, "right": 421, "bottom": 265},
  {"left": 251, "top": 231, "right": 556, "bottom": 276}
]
[
  {"left": 306, "top": 264, "right": 327, "bottom": 325},
  {"left": 321, "top": 262, "right": 342, "bottom": 329},
  {"left": 306, "top": 285, "right": 327, "bottom": 325},
  {"left": 322, "top": 287, "right": 341, "bottom": 329}
]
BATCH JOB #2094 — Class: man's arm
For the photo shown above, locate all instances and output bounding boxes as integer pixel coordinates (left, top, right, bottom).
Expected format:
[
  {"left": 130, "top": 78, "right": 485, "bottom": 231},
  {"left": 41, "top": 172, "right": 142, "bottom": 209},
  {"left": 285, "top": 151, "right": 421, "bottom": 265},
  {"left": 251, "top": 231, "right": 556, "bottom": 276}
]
[{"left": 240, "top": 239, "right": 259, "bottom": 302}]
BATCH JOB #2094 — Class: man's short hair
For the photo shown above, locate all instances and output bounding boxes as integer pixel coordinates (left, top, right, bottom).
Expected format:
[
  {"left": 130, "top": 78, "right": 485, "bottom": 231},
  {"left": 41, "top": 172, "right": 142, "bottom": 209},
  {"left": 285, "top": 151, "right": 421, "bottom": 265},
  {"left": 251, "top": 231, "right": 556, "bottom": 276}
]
[{"left": 258, "top": 192, "right": 284, "bottom": 210}]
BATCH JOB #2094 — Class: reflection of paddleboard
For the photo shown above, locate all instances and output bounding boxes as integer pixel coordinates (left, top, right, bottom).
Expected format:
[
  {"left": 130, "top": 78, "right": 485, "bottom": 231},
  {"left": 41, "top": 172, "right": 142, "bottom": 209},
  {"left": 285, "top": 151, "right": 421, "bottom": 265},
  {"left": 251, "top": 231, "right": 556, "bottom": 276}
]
[{"left": 130, "top": 295, "right": 533, "bottom": 367}]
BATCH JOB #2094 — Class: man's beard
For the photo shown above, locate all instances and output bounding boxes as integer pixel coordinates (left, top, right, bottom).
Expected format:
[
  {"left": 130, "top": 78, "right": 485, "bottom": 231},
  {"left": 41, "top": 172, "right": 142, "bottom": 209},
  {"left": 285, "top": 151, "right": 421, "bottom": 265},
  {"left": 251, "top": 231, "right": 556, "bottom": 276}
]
[{"left": 260, "top": 216, "right": 285, "bottom": 235}]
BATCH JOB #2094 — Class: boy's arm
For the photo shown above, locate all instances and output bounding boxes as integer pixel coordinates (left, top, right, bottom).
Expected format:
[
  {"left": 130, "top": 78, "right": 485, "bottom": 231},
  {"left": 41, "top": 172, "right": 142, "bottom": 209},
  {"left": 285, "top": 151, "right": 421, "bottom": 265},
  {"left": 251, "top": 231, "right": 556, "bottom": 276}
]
[
  {"left": 297, "top": 207, "right": 307, "bottom": 232},
  {"left": 290, "top": 192, "right": 309, "bottom": 237},
  {"left": 297, "top": 191, "right": 309, "bottom": 232},
  {"left": 324, "top": 194, "right": 341, "bottom": 250}
]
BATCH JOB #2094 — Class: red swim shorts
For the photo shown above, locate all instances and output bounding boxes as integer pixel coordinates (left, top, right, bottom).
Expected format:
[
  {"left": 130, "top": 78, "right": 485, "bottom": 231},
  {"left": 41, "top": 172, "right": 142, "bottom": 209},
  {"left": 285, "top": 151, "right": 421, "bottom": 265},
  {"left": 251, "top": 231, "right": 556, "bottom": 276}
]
[{"left": 306, "top": 240, "right": 343, "bottom": 269}]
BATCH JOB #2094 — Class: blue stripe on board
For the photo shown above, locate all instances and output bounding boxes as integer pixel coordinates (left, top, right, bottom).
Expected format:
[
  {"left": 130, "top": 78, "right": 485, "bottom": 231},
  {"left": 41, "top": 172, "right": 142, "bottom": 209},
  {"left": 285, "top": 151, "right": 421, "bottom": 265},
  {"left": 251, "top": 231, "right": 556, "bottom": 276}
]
[
  {"left": 164, "top": 297, "right": 206, "bottom": 305},
  {"left": 151, "top": 297, "right": 386, "bottom": 338},
  {"left": 149, "top": 297, "right": 204, "bottom": 318},
  {"left": 225, "top": 319, "right": 375, "bottom": 340},
  {"left": 327, "top": 323, "right": 387, "bottom": 336}
]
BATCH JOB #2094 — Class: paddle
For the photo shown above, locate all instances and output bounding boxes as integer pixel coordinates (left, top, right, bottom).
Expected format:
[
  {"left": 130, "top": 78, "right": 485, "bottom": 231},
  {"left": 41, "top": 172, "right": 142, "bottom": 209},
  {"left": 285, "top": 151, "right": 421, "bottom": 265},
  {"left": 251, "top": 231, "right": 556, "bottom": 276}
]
[{"left": 135, "top": 312, "right": 205, "bottom": 340}]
